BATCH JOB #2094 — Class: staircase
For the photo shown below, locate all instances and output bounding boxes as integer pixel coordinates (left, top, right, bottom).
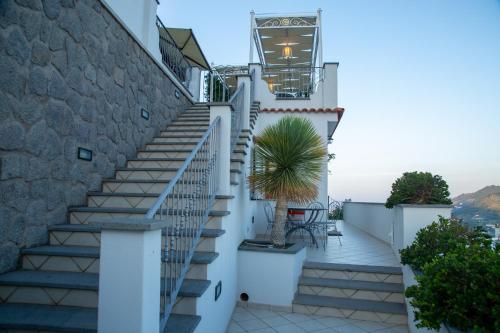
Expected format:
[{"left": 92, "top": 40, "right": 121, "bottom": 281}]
[
  {"left": 0, "top": 103, "right": 260, "bottom": 333},
  {"left": 293, "top": 261, "right": 407, "bottom": 324}
]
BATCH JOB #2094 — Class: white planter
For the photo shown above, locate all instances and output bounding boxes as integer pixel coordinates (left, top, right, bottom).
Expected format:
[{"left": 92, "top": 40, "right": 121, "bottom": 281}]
[
  {"left": 237, "top": 241, "right": 307, "bottom": 309},
  {"left": 393, "top": 204, "right": 452, "bottom": 258}
]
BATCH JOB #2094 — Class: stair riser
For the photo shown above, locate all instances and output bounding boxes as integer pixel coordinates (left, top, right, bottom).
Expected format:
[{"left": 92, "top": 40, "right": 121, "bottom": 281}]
[
  {"left": 298, "top": 285, "right": 404, "bottom": 303},
  {"left": 302, "top": 269, "right": 403, "bottom": 284},
  {"left": 163, "top": 126, "right": 209, "bottom": 131},
  {"left": 136, "top": 151, "right": 192, "bottom": 159},
  {"left": 69, "top": 211, "right": 223, "bottom": 226},
  {"left": 49, "top": 230, "right": 215, "bottom": 252},
  {"left": 87, "top": 196, "right": 228, "bottom": 211},
  {"left": 127, "top": 159, "right": 245, "bottom": 170},
  {"left": 22, "top": 254, "right": 207, "bottom": 280},
  {"left": 292, "top": 304, "right": 407, "bottom": 324},
  {"left": 144, "top": 142, "right": 248, "bottom": 150},
  {"left": 116, "top": 169, "right": 177, "bottom": 181},
  {"left": 115, "top": 169, "right": 240, "bottom": 182},
  {"left": 0, "top": 287, "right": 199, "bottom": 315},
  {"left": 170, "top": 118, "right": 210, "bottom": 124},
  {"left": 128, "top": 159, "right": 228, "bottom": 169},
  {"left": 0, "top": 286, "right": 98, "bottom": 308},
  {"left": 151, "top": 137, "right": 249, "bottom": 144},
  {"left": 102, "top": 181, "right": 168, "bottom": 194}
]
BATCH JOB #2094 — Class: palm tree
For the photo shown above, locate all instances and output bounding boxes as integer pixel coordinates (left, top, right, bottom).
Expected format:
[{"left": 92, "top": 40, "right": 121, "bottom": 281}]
[{"left": 249, "top": 116, "right": 327, "bottom": 247}]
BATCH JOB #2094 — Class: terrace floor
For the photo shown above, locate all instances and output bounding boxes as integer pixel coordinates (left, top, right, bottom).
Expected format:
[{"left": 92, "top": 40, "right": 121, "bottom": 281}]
[
  {"left": 306, "top": 221, "right": 400, "bottom": 267},
  {"left": 227, "top": 305, "right": 409, "bottom": 333}
]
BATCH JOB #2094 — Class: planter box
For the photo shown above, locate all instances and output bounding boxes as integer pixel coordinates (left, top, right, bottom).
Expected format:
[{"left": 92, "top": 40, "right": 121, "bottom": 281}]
[
  {"left": 393, "top": 204, "right": 452, "bottom": 258},
  {"left": 237, "top": 240, "right": 306, "bottom": 308}
]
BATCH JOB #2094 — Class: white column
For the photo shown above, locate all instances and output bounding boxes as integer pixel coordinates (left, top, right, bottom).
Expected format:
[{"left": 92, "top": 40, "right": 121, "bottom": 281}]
[
  {"left": 210, "top": 105, "right": 232, "bottom": 195},
  {"left": 249, "top": 11, "right": 256, "bottom": 63},
  {"left": 237, "top": 75, "right": 251, "bottom": 130},
  {"left": 97, "top": 219, "right": 162, "bottom": 333}
]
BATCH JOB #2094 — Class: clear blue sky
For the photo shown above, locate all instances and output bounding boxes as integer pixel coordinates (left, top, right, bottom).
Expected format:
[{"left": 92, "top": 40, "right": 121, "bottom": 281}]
[{"left": 158, "top": 0, "right": 500, "bottom": 202}]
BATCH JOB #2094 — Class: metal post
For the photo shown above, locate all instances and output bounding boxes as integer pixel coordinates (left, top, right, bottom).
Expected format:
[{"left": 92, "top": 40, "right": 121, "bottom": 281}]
[
  {"left": 317, "top": 8, "right": 323, "bottom": 69},
  {"left": 249, "top": 10, "right": 255, "bottom": 63},
  {"left": 210, "top": 71, "right": 214, "bottom": 102}
]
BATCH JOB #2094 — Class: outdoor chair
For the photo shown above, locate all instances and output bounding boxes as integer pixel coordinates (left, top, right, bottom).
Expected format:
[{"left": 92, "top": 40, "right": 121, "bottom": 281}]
[{"left": 306, "top": 202, "right": 328, "bottom": 249}]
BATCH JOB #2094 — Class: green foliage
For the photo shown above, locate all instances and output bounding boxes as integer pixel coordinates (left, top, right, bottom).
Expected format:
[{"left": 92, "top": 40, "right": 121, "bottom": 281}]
[
  {"left": 400, "top": 217, "right": 490, "bottom": 271},
  {"left": 248, "top": 116, "right": 326, "bottom": 204},
  {"left": 405, "top": 242, "right": 500, "bottom": 332},
  {"left": 204, "top": 72, "right": 230, "bottom": 102},
  {"left": 385, "top": 171, "right": 452, "bottom": 208}
]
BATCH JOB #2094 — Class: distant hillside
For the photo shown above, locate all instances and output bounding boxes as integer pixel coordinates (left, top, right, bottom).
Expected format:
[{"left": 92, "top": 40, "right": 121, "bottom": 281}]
[
  {"left": 452, "top": 185, "right": 500, "bottom": 227},
  {"left": 453, "top": 185, "right": 500, "bottom": 205}
]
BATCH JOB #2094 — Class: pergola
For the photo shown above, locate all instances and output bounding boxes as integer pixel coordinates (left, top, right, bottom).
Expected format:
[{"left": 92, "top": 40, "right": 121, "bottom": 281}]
[{"left": 249, "top": 10, "right": 323, "bottom": 98}]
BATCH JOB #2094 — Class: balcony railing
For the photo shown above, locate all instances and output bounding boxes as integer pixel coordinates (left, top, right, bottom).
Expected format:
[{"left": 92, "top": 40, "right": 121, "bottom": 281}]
[
  {"left": 262, "top": 66, "right": 323, "bottom": 100},
  {"left": 156, "top": 16, "right": 191, "bottom": 87},
  {"left": 203, "top": 69, "right": 232, "bottom": 102},
  {"left": 229, "top": 82, "right": 245, "bottom": 151}
]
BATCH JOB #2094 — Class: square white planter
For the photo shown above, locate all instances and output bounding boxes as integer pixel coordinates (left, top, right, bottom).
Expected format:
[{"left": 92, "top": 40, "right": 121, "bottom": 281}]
[
  {"left": 237, "top": 241, "right": 307, "bottom": 308},
  {"left": 393, "top": 204, "right": 452, "bottom": 258}
]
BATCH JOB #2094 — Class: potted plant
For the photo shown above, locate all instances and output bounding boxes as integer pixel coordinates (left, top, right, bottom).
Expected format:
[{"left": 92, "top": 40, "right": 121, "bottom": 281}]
[
  {"left": 237, "top": 116, "right": 326, "bottom": 308},
  {"left": 248, "top": 116, "right": 326, "bottom": 247},
  {"left": 401, "top": 218, "right": 499, "bottom": 332}
]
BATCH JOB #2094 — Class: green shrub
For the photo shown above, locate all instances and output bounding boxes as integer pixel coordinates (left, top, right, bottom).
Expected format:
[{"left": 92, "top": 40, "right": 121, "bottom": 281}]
[
  {"left": 385, "top": 171, "right": 452, "bottom": 208},
  {"left": 406, "top": 242, "right": 500, "bottom": 332},
  {"left": 400, "top": 217, "right": 490, "bottom": 271}
]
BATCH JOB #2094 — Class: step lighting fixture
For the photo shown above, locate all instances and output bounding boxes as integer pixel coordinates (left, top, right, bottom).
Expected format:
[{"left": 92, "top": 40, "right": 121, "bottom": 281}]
[{"left": 77, "top": 147, "right": 92, "bottom": 161}]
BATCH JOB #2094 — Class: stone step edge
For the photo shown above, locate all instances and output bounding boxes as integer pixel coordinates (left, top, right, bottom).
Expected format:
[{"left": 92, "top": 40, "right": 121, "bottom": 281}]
[
  {"left": 303, "top": 261, "right": 402, "bottom": 275},
  {"left": 299, "top": 276, "right": 404, "bottom": 293},
  {"left": 67, "top": 206, "right": 230, "bottom": 216},
  {"left": 0, "top": 303, "right": 200, "bottom": 333},
  {"left": 0, "top": 270, "right": 210, "bottom": 298},
  {"left": 21, "top": 245, "right": 219, "bottom": 265},
  {"left": 293, "top": 294, "right": 406, "bottom": 315}
]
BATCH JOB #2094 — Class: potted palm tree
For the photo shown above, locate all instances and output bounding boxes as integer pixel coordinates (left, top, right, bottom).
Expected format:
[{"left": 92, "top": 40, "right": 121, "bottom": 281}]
[
  {"left": 249, "top": 116, "right": 326, "bottom": 247},
  {"left": 237, "top": 116, "right": 327, "bottom": 308}
]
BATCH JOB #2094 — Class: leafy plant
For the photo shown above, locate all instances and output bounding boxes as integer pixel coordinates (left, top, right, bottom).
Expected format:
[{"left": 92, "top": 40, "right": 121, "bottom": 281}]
[
  {"left": 385, "top": 171, "right": 452, "bottom": 208},
  {"left": 400, "top": 217, "right": 490, "bottom": 271},
  {"left": 248, "top": 116, "right": 326, "bottom": 247},
  {"left": 406, "top": 242, "right": 499, "bottom": 332}
]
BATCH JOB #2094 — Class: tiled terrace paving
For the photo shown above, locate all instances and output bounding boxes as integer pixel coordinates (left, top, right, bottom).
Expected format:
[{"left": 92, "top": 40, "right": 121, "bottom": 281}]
[
  {"left": 307, "top": 221, "right": 400, "bottom": 267},
  {"left": 228, "top": 222, "right": 407, "bottom": 332},
  {"left": 228, "top": 305, "right": 409, "bottom": 333}
]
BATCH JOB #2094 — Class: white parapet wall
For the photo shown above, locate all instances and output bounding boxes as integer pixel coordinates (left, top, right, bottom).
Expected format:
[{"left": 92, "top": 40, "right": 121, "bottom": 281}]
[
  {"left": 250, "top": 63, "right": 339, "bottom": 110},
  {"left": 393, "top": 205, "right": 452, "bottom": 259},
  {"left": 343, "top": 202, "right": 394, "bottom": 244}
]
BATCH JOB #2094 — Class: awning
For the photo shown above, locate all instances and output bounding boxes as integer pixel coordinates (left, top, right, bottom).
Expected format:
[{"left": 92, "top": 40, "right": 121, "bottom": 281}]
[{"left": 160, "top": 27, "right": 210, "bottom": 70}]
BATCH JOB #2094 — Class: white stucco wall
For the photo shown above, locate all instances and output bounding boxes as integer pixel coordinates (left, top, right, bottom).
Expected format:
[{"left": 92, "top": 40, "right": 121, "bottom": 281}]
[
  {"left": 343, "top": 202, "right": 394, "bottom": 245},
  {"left": 393, "top": 205, "right": 452, "bottom": 259},
  {"left": 237, "top": 247, "right": 306, "bottom": 307}
]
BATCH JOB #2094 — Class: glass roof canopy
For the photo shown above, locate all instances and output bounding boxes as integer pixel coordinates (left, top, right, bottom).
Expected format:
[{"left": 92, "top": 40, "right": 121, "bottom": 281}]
[
  {"left": 252, "top": 13, "right": 320, "bottom": 68},
  {"left": 250, "top": 11, "right": 323, "bottom": 98}
]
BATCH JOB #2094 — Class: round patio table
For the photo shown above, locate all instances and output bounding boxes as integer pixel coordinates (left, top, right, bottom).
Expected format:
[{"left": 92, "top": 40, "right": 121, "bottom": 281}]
[{"left": 285, "top": 207, "right": 328, "bottom": 247}]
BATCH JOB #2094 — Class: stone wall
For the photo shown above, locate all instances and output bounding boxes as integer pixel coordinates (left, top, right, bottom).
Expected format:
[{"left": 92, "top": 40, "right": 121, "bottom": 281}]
[{"left": 0, "top": 0, "right": 192, "bottom": 273}]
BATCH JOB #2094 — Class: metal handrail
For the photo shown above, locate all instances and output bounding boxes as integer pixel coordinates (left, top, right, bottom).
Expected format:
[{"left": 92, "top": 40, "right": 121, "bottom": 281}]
[
  {"left": 229, "top": 83, "right": 245, "bottom": 152},
  {"left": 156, "top": 16, "right": 191, "bottom": 86},
  {"left": 204, "top": 68, "right": 232, "bottom": 102},
  {"left": 146, "top": 116, "right": 221, "bottom": 330}
]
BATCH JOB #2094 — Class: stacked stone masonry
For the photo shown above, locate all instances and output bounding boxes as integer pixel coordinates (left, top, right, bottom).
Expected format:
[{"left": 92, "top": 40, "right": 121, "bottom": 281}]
[{"left": 0, "top": 0, "right": 192, "bottom": 273}]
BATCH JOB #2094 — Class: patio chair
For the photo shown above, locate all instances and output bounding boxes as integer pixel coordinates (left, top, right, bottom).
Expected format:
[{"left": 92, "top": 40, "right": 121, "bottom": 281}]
[
  {"left": 306, "top": 202, "right": 327, "bottom": 249},
  {"left": 328, "top": 200, "right": 343, "bottom": 246},
  {"left": 263, "top": 201, "right": 275, "bottom": 239}
]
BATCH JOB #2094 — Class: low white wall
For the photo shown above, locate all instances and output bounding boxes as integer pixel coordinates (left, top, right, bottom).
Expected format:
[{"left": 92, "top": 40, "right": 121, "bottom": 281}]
[
  {"left": 393, "top": 205, "right": 452, "bottom": 259},
  {"left": 237, "top": 247, "right": 306, "bottom": 308},
  {"left": 343, "top": 202, "right": 393, "bottom": 244}
]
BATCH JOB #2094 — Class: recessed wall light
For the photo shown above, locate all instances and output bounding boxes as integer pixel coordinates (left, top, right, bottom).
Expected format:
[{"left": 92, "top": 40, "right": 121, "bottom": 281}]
[
  {"left": 175, "top": 90, "right": 180, "bottom": 99},
  {"left": 141, "top": 108, "right": 150, "bottom": 120},
  {"left": 77, "top": 148, "right": 92, "bottom": 161}
]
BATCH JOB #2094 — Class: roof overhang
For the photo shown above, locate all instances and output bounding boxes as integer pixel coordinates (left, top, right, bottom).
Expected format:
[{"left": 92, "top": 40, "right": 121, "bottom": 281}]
[{"left": 159, "top": 27, "right": 210, "bottom": 70}]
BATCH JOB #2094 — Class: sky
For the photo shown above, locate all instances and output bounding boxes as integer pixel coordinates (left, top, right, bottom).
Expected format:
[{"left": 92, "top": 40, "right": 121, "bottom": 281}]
[{"left": 158, "top": 0, "right": 500, "bottom": 202}]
